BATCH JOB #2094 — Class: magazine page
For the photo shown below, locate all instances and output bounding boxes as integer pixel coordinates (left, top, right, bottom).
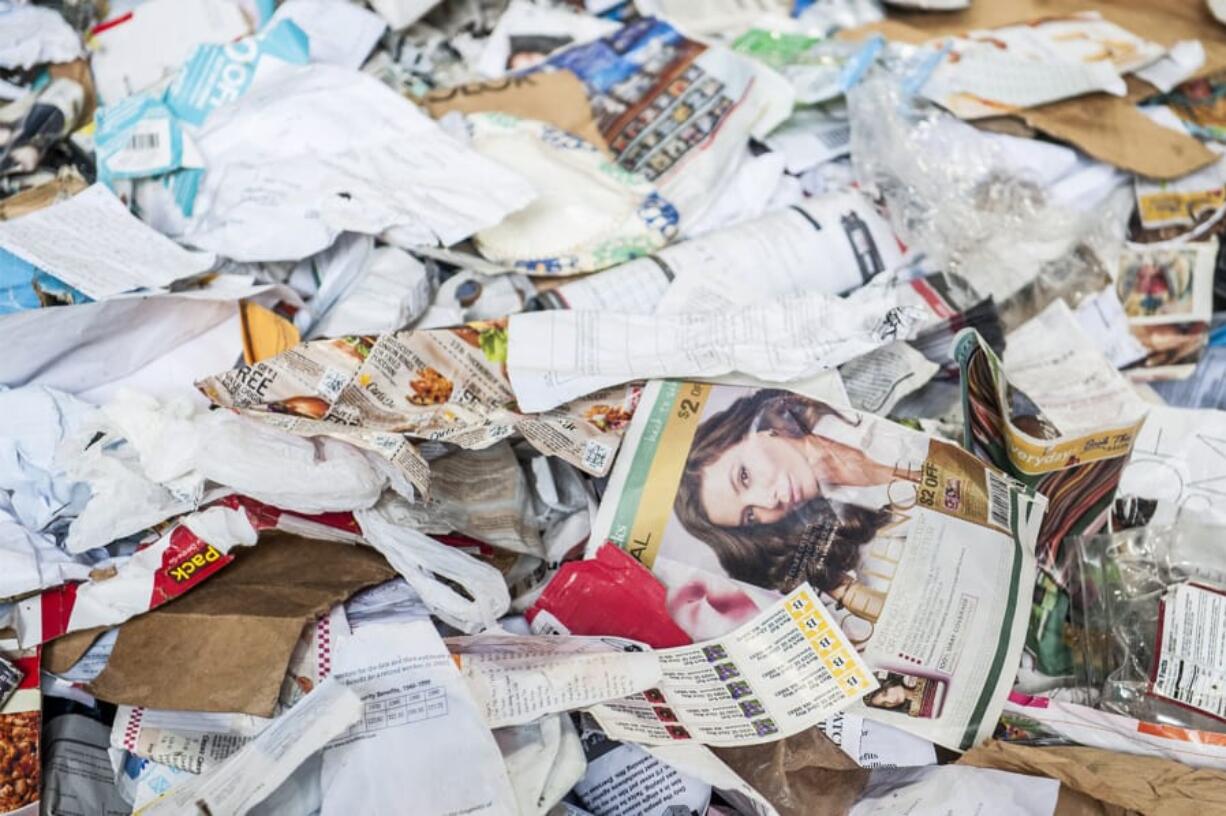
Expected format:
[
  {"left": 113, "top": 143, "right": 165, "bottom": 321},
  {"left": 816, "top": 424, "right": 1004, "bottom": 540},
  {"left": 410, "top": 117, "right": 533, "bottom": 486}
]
[
  {"left": 589, "top": 380, "right": 1044, "bottom": 750},
  {"left": 956, "top": 317, "right": 1146, "bottom": 581}
]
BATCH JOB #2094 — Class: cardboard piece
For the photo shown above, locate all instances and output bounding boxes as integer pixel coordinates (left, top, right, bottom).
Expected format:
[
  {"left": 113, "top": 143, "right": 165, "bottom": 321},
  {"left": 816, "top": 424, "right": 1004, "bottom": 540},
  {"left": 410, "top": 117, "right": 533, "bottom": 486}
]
[
  {"left": 958, "top": 740, "right": 1226, "bottom": 816},
  {"left": 849, "top": 0, "right": 1223, "bottom": 179},
  {"left": 239, "top": 301, "right": 300, "bottom": 365},
  {"left": 713, "top": 728, "right": 869, "bottom": 816},
  {"left": 0, "top": 171, "right": 87, "bottom": 221},
  {"left": 419, "top": 69, "right": 610, "bottom": 153},
  {"left": 74, "top": 534, "right": 396, "bottom": 717}
]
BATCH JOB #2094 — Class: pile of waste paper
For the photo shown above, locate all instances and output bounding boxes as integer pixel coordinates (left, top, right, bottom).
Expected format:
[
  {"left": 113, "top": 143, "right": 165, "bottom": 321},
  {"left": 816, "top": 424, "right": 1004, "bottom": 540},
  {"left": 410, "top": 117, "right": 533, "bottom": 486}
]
[{"left": 7, "top": 0, "right": 1226, "bottom": 813}]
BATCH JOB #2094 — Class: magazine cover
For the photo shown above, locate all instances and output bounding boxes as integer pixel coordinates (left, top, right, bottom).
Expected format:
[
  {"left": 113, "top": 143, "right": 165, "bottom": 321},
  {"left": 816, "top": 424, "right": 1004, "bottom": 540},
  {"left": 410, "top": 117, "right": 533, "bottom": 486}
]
[{"left": 590, "top": 380, "right": 1045, "bottom": 750}]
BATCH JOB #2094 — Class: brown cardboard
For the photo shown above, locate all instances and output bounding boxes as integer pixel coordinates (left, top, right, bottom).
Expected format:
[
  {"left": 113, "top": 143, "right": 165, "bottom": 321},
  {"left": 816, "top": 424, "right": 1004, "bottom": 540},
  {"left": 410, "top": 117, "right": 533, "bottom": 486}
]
[
  {"left": 419, "top": 69, "right": 611, "bottom": 153},
  {"left": 959, "top": 740, "right": 1226, "bottom": 816},
  {"left": 0, "top": 170, "right": 88, "bottom": 221},
  {"left": 78, "top": 534, "right": 396, "bottom": 717},
  {"left": 847, "top": 0, "right": 1226, "bottom": 179},
  {"left": 713, "top": 728, "right": 869, "bottom": 816}
]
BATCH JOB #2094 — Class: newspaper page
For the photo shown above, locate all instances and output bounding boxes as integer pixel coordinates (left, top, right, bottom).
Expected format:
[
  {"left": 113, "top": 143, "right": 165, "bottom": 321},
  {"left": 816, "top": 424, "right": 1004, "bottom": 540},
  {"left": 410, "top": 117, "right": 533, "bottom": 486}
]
[
  {"left": 1115, "top": 240, "right": 1216, "bottom": 380},
  {"left": 542, "top": 17, "right": 790, "bottom": 228},
  {"left": 589, "top": 584, "right": 874, "bottom": 747},
  {"left": 958, "top": 307, "right": 1147, "bottom": 582},
  {"left": 590, "top": 380, "right": 1044, "bottom": 750},
  {"left": 535, "top": 193, "right": 900, "bottom": 314},
  {"left": 574, "top": 723, "right": 712, "bottom": 816},
  {"left": 197, "top": 321, "right": 633, "bottom": 495},
  {"left": 446, "top": 635, "right": 663, "bottom": 728}
]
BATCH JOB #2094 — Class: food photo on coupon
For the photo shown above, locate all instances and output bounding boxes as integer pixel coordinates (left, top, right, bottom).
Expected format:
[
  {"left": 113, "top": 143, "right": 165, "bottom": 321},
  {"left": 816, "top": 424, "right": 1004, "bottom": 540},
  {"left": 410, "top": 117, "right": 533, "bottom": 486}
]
[{"left": 9, "top": 0, "right": 1226, "bottom": 814}]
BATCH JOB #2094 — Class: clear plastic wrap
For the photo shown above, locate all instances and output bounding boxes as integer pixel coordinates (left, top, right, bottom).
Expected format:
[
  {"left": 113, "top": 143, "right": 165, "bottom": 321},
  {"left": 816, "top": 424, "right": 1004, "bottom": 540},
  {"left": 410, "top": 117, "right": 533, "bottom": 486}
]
[
  {"left": 847, "top": 74, "right": 1129, "bottom": 333},
  {"left": 1073, "top": 524, "right": 1226, "bottom": 733}
]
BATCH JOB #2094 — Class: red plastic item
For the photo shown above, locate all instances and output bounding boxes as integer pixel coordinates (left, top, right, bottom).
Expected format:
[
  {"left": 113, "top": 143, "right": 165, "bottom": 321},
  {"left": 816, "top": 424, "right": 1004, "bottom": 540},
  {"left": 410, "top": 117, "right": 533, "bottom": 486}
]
[{"left": 526, "top": 543, "right": 692, "bottom": 648}]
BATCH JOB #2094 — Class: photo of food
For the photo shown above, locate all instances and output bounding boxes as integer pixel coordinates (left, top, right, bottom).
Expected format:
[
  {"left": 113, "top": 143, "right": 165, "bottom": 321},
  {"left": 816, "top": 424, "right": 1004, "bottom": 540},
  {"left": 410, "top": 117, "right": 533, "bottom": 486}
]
[{"left": 407, "top": 366, "right": 455, "bottom": 406}]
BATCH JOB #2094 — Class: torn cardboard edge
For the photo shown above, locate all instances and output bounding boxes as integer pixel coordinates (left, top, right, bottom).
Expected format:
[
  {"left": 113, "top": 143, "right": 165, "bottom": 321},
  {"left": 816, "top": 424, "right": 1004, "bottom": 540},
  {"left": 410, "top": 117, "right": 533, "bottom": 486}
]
[{"left": 844, "top": 1, "right": 1222, "bottom": 180}]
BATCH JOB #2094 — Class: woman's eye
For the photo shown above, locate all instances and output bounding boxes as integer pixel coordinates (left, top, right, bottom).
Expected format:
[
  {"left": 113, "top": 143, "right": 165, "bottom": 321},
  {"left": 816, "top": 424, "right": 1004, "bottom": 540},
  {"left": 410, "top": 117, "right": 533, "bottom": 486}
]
[
  {"left": 742, "top": 507, "right": 757, "bottom": 526},
  {"left": 738, "top": 465, "right": 749, "bottom": 488}
]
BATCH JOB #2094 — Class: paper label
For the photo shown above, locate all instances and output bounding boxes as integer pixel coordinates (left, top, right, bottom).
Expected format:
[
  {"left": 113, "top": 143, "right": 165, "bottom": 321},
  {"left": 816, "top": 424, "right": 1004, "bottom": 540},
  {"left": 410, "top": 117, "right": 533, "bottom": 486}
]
[{"left": 1150, "top": 583, "right": 1226, "bottom": 721}]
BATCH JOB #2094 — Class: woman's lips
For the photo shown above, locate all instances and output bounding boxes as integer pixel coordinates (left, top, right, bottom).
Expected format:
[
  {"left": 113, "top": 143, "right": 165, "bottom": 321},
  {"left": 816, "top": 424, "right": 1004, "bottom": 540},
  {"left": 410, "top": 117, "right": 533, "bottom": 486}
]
[{"left": 705, "top": 587, "right": 759, "bottom": 620}]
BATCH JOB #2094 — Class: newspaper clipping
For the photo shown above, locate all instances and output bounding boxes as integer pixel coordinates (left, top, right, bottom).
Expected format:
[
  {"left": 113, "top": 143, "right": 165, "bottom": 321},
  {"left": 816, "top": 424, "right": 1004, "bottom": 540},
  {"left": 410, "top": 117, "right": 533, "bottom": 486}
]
[{"left": 197, "top": 322, "right": 633, "bottom": 495}]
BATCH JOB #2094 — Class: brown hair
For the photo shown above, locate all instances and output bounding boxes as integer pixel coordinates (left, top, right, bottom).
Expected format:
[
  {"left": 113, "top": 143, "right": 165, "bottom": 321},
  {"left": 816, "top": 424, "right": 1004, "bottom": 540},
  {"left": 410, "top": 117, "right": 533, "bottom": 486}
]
[{"left": 673, "top": 389, "right": 892, "bottom": 595}]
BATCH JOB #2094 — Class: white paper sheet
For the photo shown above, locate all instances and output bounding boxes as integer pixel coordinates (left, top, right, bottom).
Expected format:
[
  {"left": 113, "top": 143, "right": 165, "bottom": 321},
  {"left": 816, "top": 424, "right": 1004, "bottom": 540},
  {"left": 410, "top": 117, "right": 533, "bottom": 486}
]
[
  {"left": 576, "top": 736, "right": 712, "bottom": 816},
  {"left": 90, "top": 0, "right": 250, "bottom": 103},
  {"left": 1136, "top": 40, "right": 1205, "bottom": 94},
  {"left": 1120, "top": 404, "right": 1226, "bottom": 526},
  {"left": 495, "top": 714, "right": 585, "bottom": 816},
  {"left": 0, "top": 279, "right": 291, "bottom": 397},
  {"left": 849, "top": 765, "right": 1059, "bottom": 816},
  {"left": 320, "top": 621, "right": 520, "bottom": 816},
  {"left": 507, "top": 286, "right": 931, "bottom": 413},
  {"left": 1073, "top": 288, "right": 1149, "bottom": 369},
  {"left": 0, "top": 184, "right": 215, "bottom": 300},
  {"left": 269, "top": 0, "right": 386, "bottom": 68},
  {"left": 168, "top": 63, "right": 535, "bottom": 262},
  {"left": 138, "top": 678, "right": 362, "bottom": 816},
  {"left": 1004, "top": 300, "right": 1148, "bottom": 436},
  {"left": 0, "top": 2, "right": 81, "bottom": 70}
]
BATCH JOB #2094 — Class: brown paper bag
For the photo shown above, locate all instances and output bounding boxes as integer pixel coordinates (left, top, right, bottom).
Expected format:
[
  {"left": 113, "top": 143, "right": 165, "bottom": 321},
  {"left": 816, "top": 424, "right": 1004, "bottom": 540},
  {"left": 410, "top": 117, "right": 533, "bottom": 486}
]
[{"left": 71, "top": 534, "right": 396, "bottom": 717}]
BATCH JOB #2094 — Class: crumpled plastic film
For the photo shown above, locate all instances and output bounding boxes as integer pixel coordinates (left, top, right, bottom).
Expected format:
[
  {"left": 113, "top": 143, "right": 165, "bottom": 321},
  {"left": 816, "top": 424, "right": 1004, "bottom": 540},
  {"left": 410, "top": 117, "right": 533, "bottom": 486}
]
[{"left": 848, "top": 74, "right": 1129, "bottom": 328}]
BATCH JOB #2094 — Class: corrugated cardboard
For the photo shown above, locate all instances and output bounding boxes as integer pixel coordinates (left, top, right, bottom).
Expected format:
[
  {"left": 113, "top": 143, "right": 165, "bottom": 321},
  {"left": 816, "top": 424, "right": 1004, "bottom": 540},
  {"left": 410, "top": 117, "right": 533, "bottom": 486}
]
[
  {"left": 959, "top": 740, "right": 1226, "bottom": 816},
  {"left": 419, "top": 69, "right": 611, "bottom": 153},
  {"left": 59, "top": 534, "right": 395, "bottom": 717},
  {"left": 848, "top": 0, "right": 1224, "bottom": 179}
]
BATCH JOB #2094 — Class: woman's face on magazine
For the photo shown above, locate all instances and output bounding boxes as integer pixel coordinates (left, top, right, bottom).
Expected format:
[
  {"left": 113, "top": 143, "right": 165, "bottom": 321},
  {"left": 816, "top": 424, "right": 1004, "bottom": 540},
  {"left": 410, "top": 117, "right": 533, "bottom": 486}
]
[{"left": 700, "top": 429, "right": 819, "bottom": 528}]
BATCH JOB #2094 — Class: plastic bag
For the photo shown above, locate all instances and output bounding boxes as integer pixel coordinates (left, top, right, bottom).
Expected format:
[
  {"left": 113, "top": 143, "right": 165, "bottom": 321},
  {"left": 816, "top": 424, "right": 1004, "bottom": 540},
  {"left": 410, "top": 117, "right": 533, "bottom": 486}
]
[
  {"left": 847, "top": 73, "right": 1128, "bottom": 330},
  {"left": 1073, "top": 523, "right": 1226, "bottom": 733}
]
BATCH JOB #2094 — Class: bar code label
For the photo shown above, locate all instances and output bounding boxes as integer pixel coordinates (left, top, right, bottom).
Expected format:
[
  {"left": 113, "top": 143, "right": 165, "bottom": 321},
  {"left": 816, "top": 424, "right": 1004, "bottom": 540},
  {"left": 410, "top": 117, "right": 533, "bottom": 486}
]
[
  {"left": 986, "top": 469, "right": 1012, "bottom": 530},
  {"left": 127, "top": 132, "right": 161, "bottom": 151},
  {"left": 105, "top": 118, "right": 174, "bottom": 175},
  {"left": 1150, "top": 583, "right": 1226, "bottom": 721}
]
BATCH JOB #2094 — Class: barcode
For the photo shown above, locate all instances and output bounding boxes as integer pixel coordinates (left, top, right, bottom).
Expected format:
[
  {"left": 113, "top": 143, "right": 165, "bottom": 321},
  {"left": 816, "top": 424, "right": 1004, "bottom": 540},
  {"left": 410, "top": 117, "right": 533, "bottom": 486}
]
[
  {"left": 126, "top": 132, "right": 161, "bottom": 151},
  {"left": 987, "top": 469, "right": 1012, "bottom": 529}
]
